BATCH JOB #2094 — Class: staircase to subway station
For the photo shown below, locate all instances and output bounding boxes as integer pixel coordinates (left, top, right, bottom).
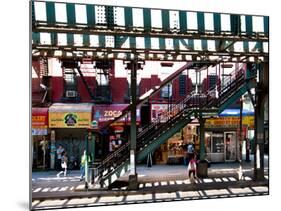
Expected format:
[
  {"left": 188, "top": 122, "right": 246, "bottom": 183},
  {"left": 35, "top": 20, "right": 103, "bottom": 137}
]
[{"left": 90, "top": 63, "right": 257, "bottom": 188}]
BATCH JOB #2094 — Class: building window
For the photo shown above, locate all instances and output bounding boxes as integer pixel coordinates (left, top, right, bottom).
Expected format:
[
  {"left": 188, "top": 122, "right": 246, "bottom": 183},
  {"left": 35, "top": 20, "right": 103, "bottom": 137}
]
[
  {"left": 96, "top": 69, "right": 109, "bottom": 86},
  {"left": 209, "top": 74, "right": 217, "bottom": 89},
  {"left": 64, "top": 69, "right": 77, "bottom": 91},
  {"left": 161, "top": 84, "right": 172, "bottom": 99},
  {"left": 179, "top": 75, "right": 186, "bottom": 96}
]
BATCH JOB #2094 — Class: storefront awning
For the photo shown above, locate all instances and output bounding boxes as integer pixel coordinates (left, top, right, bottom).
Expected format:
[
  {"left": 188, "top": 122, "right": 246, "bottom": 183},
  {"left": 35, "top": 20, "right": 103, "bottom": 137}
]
[
  {"left": 49, "top": 103, "right": 93, "bottom": 128},
  {"left": 219, "top": 109, "right": 254, "bottom": 117},
  {"left": 49, "top": 103, "right": 93, "bottom": 113},
  {"left": 93, "top": 104, "right": 140, "bottom": 127}
]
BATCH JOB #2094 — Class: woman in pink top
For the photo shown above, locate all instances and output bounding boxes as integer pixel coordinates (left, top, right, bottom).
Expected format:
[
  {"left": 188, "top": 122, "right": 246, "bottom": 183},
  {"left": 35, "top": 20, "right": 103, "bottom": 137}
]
[{"left": 188, "top": 155, "right": 197, "bottom": 179}]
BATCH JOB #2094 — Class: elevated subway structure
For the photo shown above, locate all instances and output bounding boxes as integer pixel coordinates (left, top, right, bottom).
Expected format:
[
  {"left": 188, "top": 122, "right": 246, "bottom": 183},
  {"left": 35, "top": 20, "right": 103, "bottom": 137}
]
[{"left": 31, "top": 0, "right": 269, "bottom": 189}]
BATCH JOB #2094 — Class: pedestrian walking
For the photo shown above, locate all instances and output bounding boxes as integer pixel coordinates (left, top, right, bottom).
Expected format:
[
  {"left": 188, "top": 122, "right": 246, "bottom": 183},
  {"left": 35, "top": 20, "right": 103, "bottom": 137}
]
[
  {"left": 57, "top": 152, "right": 68, "bottom": 177},
  {"left": 186, "top": 141, "right": 195, "bottom": 166},
  {"left": 109, "top": 136, "right": 117, "bottom": 153},
  {"left": 187, "top": 154, "right": 197, "bottom": 183},
  {"left": 80, "top": 150, "right": 90, "bottom": 181},
  {"left": 116, "top": 134, "right": 123, "bottom": 148},
  {"left": 56, "top": 145, "right": 65, "bottom": 170}
]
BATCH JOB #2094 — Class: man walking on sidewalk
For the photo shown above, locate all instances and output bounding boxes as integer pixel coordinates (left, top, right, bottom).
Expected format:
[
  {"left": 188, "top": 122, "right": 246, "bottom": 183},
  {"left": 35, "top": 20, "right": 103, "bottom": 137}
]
[
  {"left": 56, "top": 145, "right": 65, "bottom": 171},
  {"left": 57, "top": 151, "right": 68, "bottom": 177},
  {"left": 80, "top": 150, "right": 90, "bottom": 181}
]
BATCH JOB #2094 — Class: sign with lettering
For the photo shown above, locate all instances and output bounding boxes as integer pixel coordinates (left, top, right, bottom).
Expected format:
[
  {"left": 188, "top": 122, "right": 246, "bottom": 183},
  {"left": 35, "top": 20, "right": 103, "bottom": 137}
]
[
  {"left": 32, "top": 108, "right": 48, "bottom": 129},
  {"left": 205, "top": 116, "right": 254, "bottom": 128},
  {"left": 49, "top": 112, "right": 91, "bottom": 128},
  {"left": 93, "top": 104, "right": 140, "bottom": 126}
]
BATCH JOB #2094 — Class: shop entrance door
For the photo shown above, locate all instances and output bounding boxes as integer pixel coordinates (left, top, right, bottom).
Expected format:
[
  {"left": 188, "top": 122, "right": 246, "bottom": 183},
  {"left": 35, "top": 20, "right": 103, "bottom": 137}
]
[
  {"left": 211, "top": 132, "right": 225, "bottom": 162},
  {"left": 224, "top": 132, "right": 237, "bottom": 161}
]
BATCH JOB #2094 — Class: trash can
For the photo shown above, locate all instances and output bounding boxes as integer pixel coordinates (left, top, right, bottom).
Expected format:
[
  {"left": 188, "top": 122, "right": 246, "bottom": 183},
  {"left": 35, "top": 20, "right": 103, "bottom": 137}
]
[
  {"left": 197, "top": 160, "right": 208, "bottom": 178},
  {"left": 90, "top": 162, "right": 101, "bottom": 184}
]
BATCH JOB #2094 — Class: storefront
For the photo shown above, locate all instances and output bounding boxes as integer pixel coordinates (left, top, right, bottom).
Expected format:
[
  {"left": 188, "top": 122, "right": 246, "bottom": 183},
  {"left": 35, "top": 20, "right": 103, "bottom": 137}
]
[
  {"left": 93, "top": 104, "right": 141, "bottom": 156},
  {"left": 32, "top": 107, "right": 49, "bottom": 169},
  {"left": 150, "top": 103, "right": 198, "bottom": 164},
  {"left": 205, "top": 113, "right": 254, "bottom": 162},
  {"left": 150, "top": 105, "right": 254, "bottom": 164},
  {"left": 48, "top": 103, "right": 93, "bottom": 169}
]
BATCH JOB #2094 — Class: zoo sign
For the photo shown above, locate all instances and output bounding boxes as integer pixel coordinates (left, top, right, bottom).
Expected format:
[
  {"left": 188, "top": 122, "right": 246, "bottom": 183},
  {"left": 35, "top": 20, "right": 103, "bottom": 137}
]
[{"left": 49, "top": 112, "right": 91, "bottom": 128}]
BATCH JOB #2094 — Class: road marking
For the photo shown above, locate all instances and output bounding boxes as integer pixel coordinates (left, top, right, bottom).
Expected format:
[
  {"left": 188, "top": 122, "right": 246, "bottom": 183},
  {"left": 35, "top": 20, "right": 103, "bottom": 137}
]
[
  {"left": 229, "top": 177, "right": 237, "bottom": 181},
  {"left": 203, "top": 179, "right": 213, "bottom": 183},
  {"left": 33, "top": 188, "right": 42, "bottom": 193},
  {"left": 154, "top": 182, "right": 160, "bottom": 186},
  {"left": 146, "top": 182, "right": 152, "bottom": 187},
  {"left": 175, "top": 180, "right": 183, "bottom": 184},
  {"left": 169, "top": 181, "right": 175, "bottom": 185},
  {"left": 222, "top": 178, "right": 229, "bottom": 182},
  {"left": 244, "top": 176, "right": 252, "bottom": 181},
  {"left": 59, "top": 186, "right": 69, "bottom": 191}
]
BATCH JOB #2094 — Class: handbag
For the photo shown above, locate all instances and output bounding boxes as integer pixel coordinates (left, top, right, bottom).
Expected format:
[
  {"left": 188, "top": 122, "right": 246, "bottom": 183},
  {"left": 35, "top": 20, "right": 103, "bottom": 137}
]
[{"left": 61, "top": 162, "right": 67, "bottom": 169}]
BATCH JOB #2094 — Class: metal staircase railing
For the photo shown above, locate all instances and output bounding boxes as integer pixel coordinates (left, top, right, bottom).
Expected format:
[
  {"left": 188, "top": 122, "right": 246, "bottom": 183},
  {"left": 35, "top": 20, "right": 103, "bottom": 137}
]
[
  {"left": 91, "top": 63, "right": 255, "bottom": 187},
  {"left": 99, "top": 62, "right": 194, "bottom": 131}
]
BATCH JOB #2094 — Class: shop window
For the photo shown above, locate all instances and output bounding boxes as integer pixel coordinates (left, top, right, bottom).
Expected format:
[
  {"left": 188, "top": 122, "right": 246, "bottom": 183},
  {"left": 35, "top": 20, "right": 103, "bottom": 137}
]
[
  {"left": 212, "top": 133, "right": 224, "bottom": 153},
  {"left": 95, "top": 68, "right": 112, "bottom": 103},
  {"left": 179, "top": 75, "right": 187, "bottom": 96},
  {"left": 64, "top": 69, "right": 78, "bottom": 98}
]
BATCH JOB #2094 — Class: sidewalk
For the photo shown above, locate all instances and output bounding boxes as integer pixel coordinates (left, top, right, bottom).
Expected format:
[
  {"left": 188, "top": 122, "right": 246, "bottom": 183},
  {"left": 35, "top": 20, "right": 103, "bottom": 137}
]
[
  {"left": 32, "top": 156, "right": 269, "bottom": 201},
  {"left": 32, "top": 170, "right": 269, "bottom": 210}
]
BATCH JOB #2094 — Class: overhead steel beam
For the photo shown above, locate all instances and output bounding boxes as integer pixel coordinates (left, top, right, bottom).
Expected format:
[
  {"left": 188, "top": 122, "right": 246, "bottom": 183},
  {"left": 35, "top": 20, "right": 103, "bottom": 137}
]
[
  {"left": 32, "top": 1, "right": 268, "bottom": 60},
  {"left": 32, "top": 44, "right": 268, "bottom": 62},
  {"left": 32, "top": 26, "right": 268, "bottom": 42},
  {"left": 32, "top": 0, "right": 269, "bottom": 40}
]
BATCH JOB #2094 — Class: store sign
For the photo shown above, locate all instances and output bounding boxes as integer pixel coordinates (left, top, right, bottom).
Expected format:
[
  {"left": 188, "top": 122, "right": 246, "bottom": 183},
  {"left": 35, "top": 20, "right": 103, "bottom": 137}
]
[
  {"left": 32, "top": 128, "right": 48, "bottom": 136},
  {"left": 93, "top": 104, "right": 140, "bottom": 126},
  {"left": 205, "top": 116, "right": 254, "bottom": 128},
  {"left": 49, "top": 112, "right": 91, "bottom": 128},
  {"left": 32, "top": 115, "right": 48, "bottom": 128},
  {"left": 32, "top": 108, "right": 48, "bottom": 135}
]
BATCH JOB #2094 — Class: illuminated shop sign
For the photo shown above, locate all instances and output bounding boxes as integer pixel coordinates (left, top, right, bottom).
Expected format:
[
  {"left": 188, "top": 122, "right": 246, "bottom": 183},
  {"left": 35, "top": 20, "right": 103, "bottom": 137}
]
[
  {"left": 93, "top": 104, "right": 140, "bottom": 126},
  {"left": 205, "top": 116, "right": 254, "bottom": 128},
  {"left": 49, "top": 112, "right": 91, "bottom": 128},
  {"left": 32, "top": 108, "right": 48, "bottom": 129}
]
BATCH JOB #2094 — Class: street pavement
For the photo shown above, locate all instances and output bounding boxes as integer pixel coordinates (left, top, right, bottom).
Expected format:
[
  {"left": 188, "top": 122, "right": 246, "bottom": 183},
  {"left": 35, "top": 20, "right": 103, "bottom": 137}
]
[{"left": 31, "top": 155, "right": 269, "bottom": 210}]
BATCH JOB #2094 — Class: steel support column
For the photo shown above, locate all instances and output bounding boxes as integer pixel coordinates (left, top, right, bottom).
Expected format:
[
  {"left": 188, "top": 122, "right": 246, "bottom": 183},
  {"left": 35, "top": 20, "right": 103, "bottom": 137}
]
[
  {"left": 253, "top": 63, "right": 268, "bottom": 181},
  {"left": 238, "top": 98, "right": 243, "bottom": 161},
  {"left": 198, "top": 115, "right": 208, "bottom": 178},
  {"left": 199, "top": 116, "right": 206, "bottom": 160},
  {"left": 128, "top": 60, "right": 138, "bottom": 190}
]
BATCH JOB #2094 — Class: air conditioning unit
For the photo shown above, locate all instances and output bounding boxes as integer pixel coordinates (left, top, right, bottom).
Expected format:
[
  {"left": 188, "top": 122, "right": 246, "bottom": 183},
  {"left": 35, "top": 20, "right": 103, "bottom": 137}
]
[{"left": 66, "top": 90, "right": 77, "bottom": 98}]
